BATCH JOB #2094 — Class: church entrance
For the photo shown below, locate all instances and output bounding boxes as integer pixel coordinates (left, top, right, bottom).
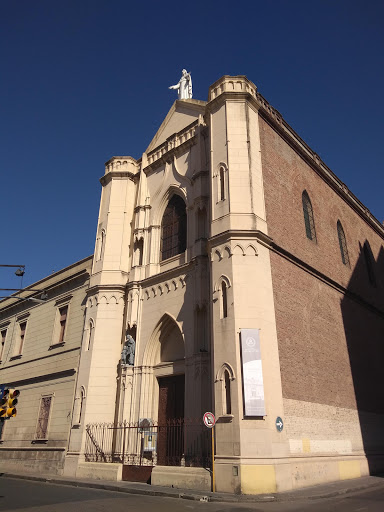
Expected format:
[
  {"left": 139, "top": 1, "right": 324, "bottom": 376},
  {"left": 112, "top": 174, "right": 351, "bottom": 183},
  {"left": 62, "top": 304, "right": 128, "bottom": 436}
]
[{"left": 157, "top": 374, "right": 185, "bottom": 465}]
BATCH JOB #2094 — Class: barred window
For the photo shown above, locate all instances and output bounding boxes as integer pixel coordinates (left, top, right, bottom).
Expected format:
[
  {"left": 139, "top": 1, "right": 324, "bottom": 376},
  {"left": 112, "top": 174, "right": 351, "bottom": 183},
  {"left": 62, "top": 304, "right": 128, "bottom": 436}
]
[
  {"left": 337, "top": 221, "right": 350, "bottom": 266},
  {"left": 161, "top": 195, "right": 187, "bottom": 261},
  {"left": 302, "top": 191, "right": 316, "bottom": 241},
  {"left": 35, "top": 396, "right": 52, "bottom": 440}
]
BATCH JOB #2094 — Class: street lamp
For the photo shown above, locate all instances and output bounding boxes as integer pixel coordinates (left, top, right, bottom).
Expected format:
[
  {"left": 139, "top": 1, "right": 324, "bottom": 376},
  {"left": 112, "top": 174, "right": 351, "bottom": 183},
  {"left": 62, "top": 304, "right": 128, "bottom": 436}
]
[
  {"left": 0, "top": 264, "right": 48, "bottom": 303},
  {"left": 0, "top": 265, "right": 26, "bottom": 276}
]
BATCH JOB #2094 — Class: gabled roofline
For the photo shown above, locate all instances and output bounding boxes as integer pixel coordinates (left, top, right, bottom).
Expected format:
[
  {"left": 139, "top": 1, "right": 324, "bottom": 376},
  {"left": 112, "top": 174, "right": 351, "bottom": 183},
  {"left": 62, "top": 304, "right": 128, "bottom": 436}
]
[{"left": 145, "top": 99, "right": 206, "bottom": 154}]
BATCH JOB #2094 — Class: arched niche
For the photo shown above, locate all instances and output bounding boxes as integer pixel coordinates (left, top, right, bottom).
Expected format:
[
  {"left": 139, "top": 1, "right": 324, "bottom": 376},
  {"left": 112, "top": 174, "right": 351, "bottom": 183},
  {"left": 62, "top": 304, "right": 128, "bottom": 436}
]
[{"left": 143, "top": 314, "right": 185, "bottom": 367}]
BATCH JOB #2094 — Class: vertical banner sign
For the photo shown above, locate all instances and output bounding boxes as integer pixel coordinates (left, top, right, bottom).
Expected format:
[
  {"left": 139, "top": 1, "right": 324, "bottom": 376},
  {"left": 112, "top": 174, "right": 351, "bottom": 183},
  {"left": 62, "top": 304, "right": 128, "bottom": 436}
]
[{"left": 240, "top": 329, "right": 266, "bottom": 417}]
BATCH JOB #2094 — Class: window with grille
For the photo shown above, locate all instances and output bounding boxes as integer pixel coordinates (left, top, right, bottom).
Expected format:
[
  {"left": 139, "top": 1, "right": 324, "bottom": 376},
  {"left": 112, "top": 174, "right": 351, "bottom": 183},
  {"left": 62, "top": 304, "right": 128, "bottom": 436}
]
[
  {"left": 160, "top": 195, "right": 187, "bottom": 261},
  {"left": 58, "top": 305, "right": 68, "bottom": 343},
  {"left": 337, "top": 221, "right": 350, "bottom": 266},
  {"left": 35, "top": 396, "right": 52, "bottom": 440},
  {"left": 302, "top": 191, "right": 316, "bottom": 241}
]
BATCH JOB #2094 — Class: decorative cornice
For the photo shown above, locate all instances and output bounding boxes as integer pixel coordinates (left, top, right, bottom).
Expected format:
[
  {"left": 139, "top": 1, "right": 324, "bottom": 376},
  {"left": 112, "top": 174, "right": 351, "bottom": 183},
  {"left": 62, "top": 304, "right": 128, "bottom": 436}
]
[
  {"left": 100, "top": 171, "right": 137, "bottom": 186},
  {"left": 208, "top": 229, "right": 273, "bottom": 250},
  {"left": 143, "top": 120, "right": 199, "bottom": 174},
  {"left": 205, "top": 76, "right": 384, "bottom": 240},
  {"left": 3, "top": 368, "right": 77, "bottom": 387},
  {"left": 255, "top": 94, "right": 384, "bottom": 239},
  {"left": 129, "top": 260, "right": 194, "bottom": 290},
  {"left": 2, "top": 347, "right": 79, "bottom": 371},
  {"left": 86, "top": 284, "right": 126, "bottom": 297}
]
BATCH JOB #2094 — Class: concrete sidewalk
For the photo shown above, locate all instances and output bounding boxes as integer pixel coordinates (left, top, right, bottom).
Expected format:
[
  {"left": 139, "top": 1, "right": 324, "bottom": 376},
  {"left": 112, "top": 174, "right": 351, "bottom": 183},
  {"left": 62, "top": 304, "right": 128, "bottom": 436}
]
[{"left": 1, "top": 470, "right": 384, "bottom": 503}]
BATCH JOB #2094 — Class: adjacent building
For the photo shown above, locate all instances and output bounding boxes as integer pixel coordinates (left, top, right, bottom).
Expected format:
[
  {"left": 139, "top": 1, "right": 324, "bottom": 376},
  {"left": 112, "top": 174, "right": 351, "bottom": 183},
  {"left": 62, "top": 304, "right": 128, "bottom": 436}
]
[
  {"left": 1, "top": 76, "right": 383, "bottom": 494},
  {"left": 0, "top": 257, "right": 92, "bottom": 473}
]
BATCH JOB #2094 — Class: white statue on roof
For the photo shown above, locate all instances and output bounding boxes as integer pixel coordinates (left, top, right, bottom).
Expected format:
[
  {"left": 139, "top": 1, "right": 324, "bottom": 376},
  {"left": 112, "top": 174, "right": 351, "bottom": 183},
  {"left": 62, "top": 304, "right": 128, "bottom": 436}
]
[{"left": 169, "top": 69, "right": 193, "bottom": 100}]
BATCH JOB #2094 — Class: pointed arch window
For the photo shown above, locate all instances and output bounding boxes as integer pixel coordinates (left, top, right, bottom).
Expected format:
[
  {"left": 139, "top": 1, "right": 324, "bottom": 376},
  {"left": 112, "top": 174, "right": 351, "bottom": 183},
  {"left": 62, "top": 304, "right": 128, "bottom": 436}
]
[
  {"left": 221, "top": 281, "right": 228, "bottom": 319},
  {"left": 224, "top": 369, "right": 231, "bottom": 414},
  {"left": 363, "top": 241, "right": 376, "bottom": 286},
  {"left": 337, "top": 221, "right": 350, "bottom": 266},
  {"left": 86, "top": 319, "right": 94, "bottom": 351},
  {"left": 161, "top": 195, "right": 187, "bottom": 261},
  {"left": 302, "top": 191, "right": 316, "bottom": 241},
  {"left": 219, "top": 166, "right": 225, "bottom": 201},
  {"left": 78, "top": 387, "right": 86, "bottom": 424},
  {"left": 134, "top": 238, "right": 144, "bottom": 266},
  {"left": 97, "top": 229, "right": 106, "bottom": 261}
]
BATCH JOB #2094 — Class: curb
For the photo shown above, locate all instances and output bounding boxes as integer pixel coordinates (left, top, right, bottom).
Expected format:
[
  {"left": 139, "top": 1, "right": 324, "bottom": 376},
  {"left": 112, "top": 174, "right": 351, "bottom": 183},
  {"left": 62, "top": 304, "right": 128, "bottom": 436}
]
[{"left": 2, "top": 471, "right": 384, "bottom": 503}]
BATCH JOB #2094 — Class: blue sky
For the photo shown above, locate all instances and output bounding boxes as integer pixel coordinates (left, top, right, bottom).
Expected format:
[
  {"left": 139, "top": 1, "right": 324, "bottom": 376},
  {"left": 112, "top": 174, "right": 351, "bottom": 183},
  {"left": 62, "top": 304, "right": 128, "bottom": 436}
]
[{"left": 1, "top": 0, "right": 383, "bottom": 292}]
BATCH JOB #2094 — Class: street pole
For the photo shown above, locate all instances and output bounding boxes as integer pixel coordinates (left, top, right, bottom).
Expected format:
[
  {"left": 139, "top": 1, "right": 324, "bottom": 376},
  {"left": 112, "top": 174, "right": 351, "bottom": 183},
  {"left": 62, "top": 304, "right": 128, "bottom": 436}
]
[{"left": 211, "top": 426, "right": 215, "bottom": 492}]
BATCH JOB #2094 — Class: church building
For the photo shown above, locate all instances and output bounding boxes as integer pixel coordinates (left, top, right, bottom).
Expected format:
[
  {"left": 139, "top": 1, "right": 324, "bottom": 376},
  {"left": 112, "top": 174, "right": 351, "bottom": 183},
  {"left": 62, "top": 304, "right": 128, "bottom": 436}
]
[{"left": 1, "top": 75, "right": 383, "bottom": 495}]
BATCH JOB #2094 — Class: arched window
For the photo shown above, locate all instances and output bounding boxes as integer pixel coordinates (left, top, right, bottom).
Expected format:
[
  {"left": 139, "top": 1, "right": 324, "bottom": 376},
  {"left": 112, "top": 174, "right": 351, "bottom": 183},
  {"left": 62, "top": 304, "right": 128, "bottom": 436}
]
[
  {"left": 134, "top": 238, "right": 144, "bottom": 266},
  {"left": 337, "top": 221, "right": 349, "bottom": 266},
  {"left": 302, "top": 191, "right": 316, "bottom": 241},
  {"left": 224, "top": 370, "right": 231, "bottom": 414},
  {"left": 86, "top": 319, "right": 94, "bottom": 351},
  {"left": 161, "top": 195, "right": 187, "bottom": 261},
  {"left": 98, "top": 229, "right": 106, "bottom": 261},
  {"left": 363, "top": 242, "right": 376, "bottom": 286},
  {"left": 221, "top": 281, "right": 228, "bottom": 319},
  {"left": 219, "top": 166, "right": 225, "bottom": 201},
  {"left": 78, "top": 387, "right": 86, "bottom": 424}
]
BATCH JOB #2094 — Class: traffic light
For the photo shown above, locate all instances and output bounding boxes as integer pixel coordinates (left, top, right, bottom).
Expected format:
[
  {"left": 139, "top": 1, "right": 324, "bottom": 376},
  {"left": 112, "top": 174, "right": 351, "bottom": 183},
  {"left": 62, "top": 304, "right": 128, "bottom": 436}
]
[{"left": 0, "top": 389, "right": 20, "bottom": 419}]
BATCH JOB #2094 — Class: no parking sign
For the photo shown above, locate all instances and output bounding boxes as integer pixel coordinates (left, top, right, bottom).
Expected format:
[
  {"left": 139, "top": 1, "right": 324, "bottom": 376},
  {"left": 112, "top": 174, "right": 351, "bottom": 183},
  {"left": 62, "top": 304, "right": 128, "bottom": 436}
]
[{"left": 203, "top": 411, "right": 216, "bottom": 428}]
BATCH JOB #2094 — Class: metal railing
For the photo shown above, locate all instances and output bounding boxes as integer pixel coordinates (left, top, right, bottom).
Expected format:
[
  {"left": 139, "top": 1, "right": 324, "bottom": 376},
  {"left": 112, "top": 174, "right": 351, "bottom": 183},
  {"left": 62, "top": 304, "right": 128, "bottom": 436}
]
[{"left": 85, "top": 418, "right": 211, "bottom": 468}]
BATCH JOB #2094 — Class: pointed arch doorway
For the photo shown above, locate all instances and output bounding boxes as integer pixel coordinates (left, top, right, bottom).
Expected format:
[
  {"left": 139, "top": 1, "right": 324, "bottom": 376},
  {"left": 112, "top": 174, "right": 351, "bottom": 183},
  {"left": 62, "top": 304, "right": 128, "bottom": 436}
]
[{"left": 144, "top": 314, "right": 186, "bottom": 465}]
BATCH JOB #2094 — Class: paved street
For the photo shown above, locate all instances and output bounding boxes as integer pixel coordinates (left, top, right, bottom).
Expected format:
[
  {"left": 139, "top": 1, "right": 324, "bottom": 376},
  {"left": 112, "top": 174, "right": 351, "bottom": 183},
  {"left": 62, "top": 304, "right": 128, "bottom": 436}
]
[{"left": 1, "top": 477, "right": 384, "bottom": 512}]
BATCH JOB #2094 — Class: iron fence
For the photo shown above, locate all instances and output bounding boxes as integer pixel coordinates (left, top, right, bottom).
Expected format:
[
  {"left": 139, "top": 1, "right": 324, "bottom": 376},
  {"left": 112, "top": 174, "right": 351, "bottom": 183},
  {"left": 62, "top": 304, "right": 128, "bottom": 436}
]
[{"left": 85, "top": 418, "right": 211, "bottom": 468}]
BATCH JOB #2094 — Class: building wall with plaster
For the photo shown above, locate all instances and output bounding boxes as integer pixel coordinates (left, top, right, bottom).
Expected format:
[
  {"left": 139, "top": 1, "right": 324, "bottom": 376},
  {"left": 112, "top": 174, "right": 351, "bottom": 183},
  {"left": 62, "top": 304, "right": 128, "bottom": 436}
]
[{"left": 0, "top": 257, "right": 92, "bottom": 474}]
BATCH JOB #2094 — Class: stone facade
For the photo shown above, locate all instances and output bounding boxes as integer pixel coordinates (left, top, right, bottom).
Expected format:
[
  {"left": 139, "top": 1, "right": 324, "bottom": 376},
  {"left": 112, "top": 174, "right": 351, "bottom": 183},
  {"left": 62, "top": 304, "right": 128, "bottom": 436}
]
[{"left": 2, "top": 75, "right": 383, "bottom": 494}]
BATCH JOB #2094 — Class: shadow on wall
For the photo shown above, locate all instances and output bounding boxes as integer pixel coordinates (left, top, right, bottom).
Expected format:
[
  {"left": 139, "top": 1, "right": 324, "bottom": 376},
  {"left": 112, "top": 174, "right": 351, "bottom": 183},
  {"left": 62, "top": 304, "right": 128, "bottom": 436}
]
[{"left": 340, "top": 241, "right": 384, "bottom": 475}]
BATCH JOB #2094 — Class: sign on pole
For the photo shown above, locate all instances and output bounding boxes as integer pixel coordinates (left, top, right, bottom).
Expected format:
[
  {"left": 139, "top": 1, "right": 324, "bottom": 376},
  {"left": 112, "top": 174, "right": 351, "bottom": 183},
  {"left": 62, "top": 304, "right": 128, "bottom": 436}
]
[
  {"left": 203, "top": 411, "right": 216, "bottom": 428},
  {"left": 203, "top": 412, "right": 216, "bottom": 493}
]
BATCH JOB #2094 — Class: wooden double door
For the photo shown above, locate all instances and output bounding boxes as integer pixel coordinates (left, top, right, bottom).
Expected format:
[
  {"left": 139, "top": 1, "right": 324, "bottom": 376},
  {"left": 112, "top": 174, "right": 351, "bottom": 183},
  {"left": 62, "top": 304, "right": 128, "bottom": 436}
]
[{"left": 157, "top": 375, "right": 185, "bottom": 466}]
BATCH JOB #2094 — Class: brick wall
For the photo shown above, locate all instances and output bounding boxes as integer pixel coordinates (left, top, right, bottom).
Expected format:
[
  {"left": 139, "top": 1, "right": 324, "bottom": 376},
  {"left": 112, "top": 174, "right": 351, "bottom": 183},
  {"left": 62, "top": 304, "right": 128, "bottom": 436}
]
[{"left": 259, "top": 117, "right": 384, "bottom": 413}]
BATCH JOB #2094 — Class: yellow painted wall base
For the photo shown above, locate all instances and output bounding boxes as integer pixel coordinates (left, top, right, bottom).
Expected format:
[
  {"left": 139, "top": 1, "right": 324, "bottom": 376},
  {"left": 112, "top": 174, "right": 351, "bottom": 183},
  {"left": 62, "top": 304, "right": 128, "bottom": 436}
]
[
  {"left": 241, "top": 464, "right": 277, "bottom": 494},
  {"left": 338, "top": 460, "right": 361, "bottom": 480}
]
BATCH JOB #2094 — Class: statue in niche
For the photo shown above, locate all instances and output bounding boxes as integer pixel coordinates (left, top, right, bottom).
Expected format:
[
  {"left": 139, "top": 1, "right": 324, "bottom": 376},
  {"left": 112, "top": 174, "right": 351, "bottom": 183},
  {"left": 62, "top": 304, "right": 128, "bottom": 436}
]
[
  {"left": 169, "top": 69, "right": 193, "bottom": 100},
  {"left": 121, "top": 334, "right": 135, "bottom": 366}
]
